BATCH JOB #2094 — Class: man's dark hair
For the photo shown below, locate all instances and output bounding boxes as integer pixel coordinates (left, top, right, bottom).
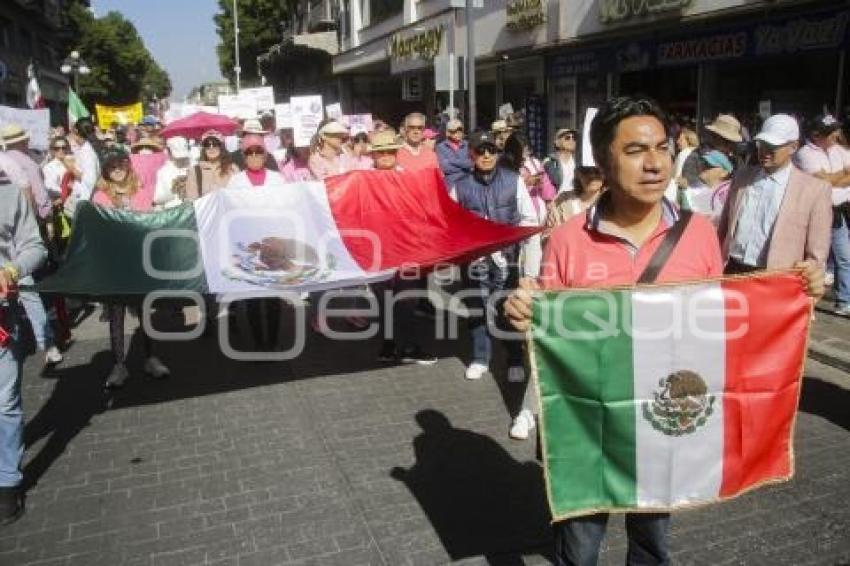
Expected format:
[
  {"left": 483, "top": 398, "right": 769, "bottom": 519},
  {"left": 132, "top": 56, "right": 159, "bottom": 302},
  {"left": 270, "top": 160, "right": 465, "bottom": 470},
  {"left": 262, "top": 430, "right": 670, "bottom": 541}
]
[{"left": 590, "top": 96, "right": 671, "bottom": 170}]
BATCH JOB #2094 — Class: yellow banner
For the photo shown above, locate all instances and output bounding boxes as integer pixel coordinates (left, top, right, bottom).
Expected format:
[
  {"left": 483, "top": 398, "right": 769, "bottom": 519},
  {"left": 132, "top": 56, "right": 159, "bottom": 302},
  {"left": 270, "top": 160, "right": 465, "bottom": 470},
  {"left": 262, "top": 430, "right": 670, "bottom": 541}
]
[{"left": 95, "top": 102, "right": 143, "bottom": 129}]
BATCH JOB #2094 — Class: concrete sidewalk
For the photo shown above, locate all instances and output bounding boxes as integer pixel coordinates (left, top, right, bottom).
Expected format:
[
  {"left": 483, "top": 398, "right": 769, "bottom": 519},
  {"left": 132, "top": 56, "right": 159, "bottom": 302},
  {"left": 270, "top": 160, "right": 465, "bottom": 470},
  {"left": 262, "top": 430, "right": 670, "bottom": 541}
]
[{"left": 811, "top": 290, "right": 850, "bottom": 372}]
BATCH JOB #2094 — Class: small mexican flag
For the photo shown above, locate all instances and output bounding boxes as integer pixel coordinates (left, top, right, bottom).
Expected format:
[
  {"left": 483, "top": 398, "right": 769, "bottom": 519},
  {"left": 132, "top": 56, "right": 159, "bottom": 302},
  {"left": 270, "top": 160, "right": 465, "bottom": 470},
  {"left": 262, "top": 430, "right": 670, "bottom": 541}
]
[
  {"left": 529, "top": 273, "right": 811, "bottom": 521},
  {"left": 67, "top": 88, "right": 89, "bottom": 125}
]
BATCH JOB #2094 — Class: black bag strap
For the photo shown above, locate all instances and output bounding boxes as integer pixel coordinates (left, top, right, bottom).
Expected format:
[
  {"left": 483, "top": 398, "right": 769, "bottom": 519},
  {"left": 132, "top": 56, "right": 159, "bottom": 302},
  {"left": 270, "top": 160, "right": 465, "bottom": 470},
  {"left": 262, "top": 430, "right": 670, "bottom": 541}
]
[
  {"left": 193, "top": 164, "right": 204, "bottom": 197},
  {"left": 637, "top": 210, "right": 693, "bottom": 284}
]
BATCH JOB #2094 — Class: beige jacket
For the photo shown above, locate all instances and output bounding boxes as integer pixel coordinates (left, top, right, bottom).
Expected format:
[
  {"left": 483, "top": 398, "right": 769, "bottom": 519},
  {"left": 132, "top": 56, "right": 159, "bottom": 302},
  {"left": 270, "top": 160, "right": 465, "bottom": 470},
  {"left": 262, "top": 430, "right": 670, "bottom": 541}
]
[
  {"left": 717, "top": 165, "right": 832, "bottom": 269},
  {"left": 185, "top": 161, "right": 239, "bottom": 200}
]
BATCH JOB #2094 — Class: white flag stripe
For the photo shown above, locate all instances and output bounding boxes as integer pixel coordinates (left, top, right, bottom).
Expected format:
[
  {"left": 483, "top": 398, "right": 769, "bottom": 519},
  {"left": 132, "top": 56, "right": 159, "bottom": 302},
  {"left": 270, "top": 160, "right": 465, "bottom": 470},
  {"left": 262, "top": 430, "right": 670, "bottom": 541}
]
[
  {"left": 194, "top": 183, "right": 374, "bottom": 295},
  {"left": 632, "top": 283, "right": 725, "bottom": 506}
]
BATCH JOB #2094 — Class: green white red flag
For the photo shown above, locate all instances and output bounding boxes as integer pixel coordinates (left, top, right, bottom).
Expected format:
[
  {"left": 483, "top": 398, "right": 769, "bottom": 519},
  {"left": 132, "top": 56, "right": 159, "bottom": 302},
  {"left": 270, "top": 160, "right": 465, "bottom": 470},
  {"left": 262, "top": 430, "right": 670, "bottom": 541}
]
[{"left": 529, "top": 273, "right": 811, "bottom": 520}]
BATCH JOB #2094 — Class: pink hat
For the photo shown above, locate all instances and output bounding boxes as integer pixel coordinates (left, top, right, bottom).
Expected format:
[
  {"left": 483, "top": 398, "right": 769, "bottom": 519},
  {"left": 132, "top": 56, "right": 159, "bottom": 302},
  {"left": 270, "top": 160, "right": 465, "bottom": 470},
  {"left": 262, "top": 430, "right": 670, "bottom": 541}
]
[
  {"left": 241, "top": 134, "right": 265, "bottom": 152},
  {"left": 423, "top": 128, "right": 437, "bottom": 140}
]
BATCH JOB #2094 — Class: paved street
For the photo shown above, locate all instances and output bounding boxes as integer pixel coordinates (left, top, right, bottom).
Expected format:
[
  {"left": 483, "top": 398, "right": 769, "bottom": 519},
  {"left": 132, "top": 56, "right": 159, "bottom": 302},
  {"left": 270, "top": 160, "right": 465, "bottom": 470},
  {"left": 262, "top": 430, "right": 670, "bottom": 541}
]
[{"left": 0, "top": 305, "right": 848, "bottom": 566}]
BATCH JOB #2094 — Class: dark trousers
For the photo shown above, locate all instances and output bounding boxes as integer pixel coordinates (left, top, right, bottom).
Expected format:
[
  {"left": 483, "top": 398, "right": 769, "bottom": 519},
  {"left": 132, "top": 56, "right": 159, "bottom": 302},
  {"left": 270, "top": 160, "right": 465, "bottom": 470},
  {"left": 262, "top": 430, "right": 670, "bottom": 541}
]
[
  {"left": 554, "top": 513, "right": 671, "bottom": 566},
  {"left": 723, "top": 258, "right": 760, "bottom": 275}
]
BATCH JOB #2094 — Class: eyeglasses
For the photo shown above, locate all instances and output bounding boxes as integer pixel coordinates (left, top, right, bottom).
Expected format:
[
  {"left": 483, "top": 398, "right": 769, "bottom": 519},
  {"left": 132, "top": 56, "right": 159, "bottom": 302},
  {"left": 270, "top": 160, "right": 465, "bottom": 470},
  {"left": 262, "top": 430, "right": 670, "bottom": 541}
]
[
  {"left": 406, "top": 125, "right": 425, "bottom": 131},
  {"left": 244, "top": 148, "right": 265, "bottom": 157},
  {"left": 448, "top": 128, "right": 464, "bottom": 134},
  {"left": 202, "top": 140, "right": 221, "bottom": 148},
  {"left": 473, "top": 146, "right": 498, "bottom": 156}
]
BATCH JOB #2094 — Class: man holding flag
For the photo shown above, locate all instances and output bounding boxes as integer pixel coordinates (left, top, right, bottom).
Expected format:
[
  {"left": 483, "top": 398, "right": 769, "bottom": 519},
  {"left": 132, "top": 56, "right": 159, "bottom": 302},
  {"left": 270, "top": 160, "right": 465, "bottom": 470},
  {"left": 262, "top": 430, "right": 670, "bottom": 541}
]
[{"left": 504, "top": 97, "right": 824, "bottom": 565}]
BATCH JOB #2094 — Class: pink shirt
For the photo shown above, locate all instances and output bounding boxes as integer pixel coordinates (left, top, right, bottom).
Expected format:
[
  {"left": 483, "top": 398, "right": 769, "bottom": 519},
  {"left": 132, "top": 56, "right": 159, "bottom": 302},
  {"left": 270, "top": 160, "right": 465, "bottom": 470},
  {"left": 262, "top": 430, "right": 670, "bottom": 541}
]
[
  {"left": 308, "top": 151, "right": 358, "bottom": 180},
  {"left": 279, "top": 159, "right": 315, "bottom": 183},
  {"left": 92, "top": 184, "right": 153, "bottom": 212},
  {"left": 4, "top": 150, "right": 51, "bottom": 219},
  {"left": 396, "top": 144, "right": 440, "bottom": 172},
  {"left": 540, "top": 201, "right": 723, "bottom": 289}
]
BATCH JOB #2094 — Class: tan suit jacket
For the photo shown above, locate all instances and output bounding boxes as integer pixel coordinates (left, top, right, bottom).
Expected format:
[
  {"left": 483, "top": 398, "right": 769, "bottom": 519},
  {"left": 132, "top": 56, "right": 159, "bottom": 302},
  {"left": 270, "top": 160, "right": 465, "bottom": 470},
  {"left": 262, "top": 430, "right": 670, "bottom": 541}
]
[{"left": 717, "top": 165, "right": 833, "bottom": 269}]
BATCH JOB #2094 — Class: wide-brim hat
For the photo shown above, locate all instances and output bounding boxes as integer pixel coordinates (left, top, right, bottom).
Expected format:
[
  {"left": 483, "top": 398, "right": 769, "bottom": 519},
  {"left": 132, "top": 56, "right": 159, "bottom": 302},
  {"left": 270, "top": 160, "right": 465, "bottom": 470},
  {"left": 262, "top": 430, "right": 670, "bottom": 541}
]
[
  {"left": 0, "top": 124, "right": 29, "bottom": 146},
  {"left": 130, "top": 137, "right": 163, "bottom": 151},
  {"left": 319, "top": 121, "right": 349, "bottom": 137},
  {"left": 241, "top": 118, "right": 268, "bottom": 135},
  {"left": 704, "top": 114, "right": 743, "bottom": 143},
  {"left": 369, "top": 130, "right": 402, "bottom": 152}
]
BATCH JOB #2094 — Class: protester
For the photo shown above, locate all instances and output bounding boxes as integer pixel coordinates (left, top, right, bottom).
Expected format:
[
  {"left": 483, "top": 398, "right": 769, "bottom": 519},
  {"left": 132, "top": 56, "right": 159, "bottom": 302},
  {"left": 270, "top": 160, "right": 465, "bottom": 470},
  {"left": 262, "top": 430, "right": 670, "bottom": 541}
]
[
  {"left": 682, "top": 114, "right": 742, "bottom": 186},
  {"left": 435, "top": 118, "right": 472, "bottom": 187},
  {"left": 422, "top": 128, "right": 438, "bottom": 151},
  {"left": 451, "top": 131, "right": 537, "bottom": 383},
  {"left": 543, "top": 165, "right": 605, "bottom": 244},
  {"left": 308, "top": 120, "right": 353, "bottom": 180},
  {"left": 226, "top": 135, "right": 286, "bottom": 189},
  {"left": 396, "top": 113, "right": 440, "bottom": 171},
  {"left": 718, "top": 113, "right": 832, "bottom": 275},
  {"left": 345, "top": 131, "right": 374, "bottom": 171},
  {"left": 90, "top": 148, "right": 169, "bottom": 388},
  {"left": 279, "top": 146, "right": 314, "bottom": 183},
  {"left": 794, "top": 114, "right": 850, "bottom": 315},
  {"left": 66, "top": 118, "right": 101, "bottom": 215},
  {"left": 666, "top": 125, "right": 699, "bottom": 202},
  {"left": 185, "top": 130, "right": 239, "bottom": 199},
  {"left": 0, "top": 166, "right": 47, "bottom": 525},
  {"left": 543, "top": 128, "right": 577, "bottom": 194},
  {"left": 679, "top": 150, "right": 733, "bottom": 226},
  {"left": 232, "top": 119, "right": 280, "bottom": 172},
  {"left": 153, "top": 136, "right": 190, "bottom": 210},
  {"left": 42, "top": 136, "right": 75, "bottom": 218},
  {"left": 0, "top": 124, "right": 51, "bottom": 220},
  {"left": 369, "top": 130, "right": 402, "bottom": 171},
  {"left": 503, "top": 96, "right": 825, "bottom": 565},
  {"left": 491, "top": 119, "right": 512, "bottom": 151}
]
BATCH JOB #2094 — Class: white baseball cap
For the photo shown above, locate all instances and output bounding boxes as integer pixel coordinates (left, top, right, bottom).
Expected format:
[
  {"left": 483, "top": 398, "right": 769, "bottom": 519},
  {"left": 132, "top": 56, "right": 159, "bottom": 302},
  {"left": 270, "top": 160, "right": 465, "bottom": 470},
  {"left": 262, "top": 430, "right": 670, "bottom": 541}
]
[
  {"left": 166, "top": 136, "right": 190, "bottom": 159},
  {"left": 755, "top": 114, "right": 800, "bottom": 146}
]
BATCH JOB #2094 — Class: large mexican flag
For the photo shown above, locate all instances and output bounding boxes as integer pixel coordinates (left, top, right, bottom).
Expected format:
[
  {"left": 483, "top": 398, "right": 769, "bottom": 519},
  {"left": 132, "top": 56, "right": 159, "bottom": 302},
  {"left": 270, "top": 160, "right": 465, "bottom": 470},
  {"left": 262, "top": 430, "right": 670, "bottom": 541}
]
[
  {"left": 529, "top": 273, "right": 811, "bottom": 521},
  {"left": 37, "top": 168, "right": 538, "bottom": 297}
]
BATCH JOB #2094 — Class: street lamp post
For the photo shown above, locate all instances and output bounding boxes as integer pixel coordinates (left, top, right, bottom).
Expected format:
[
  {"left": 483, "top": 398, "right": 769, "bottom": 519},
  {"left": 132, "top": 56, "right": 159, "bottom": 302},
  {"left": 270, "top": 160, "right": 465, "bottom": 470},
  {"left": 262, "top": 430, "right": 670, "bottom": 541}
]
[
  {"left": 233, "top": 0, "right": 241, "bottom": 91},
  {"left": 60, "top": 50, "right": 91, "bottom": 92},
  {"left": 466, "top": 0, "right": 476, "bottom": 132}
]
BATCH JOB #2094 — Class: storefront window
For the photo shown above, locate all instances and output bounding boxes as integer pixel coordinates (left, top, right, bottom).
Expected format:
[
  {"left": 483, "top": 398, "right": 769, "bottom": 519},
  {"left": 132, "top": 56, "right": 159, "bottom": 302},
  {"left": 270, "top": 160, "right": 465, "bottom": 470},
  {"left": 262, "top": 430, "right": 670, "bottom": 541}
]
[{"left": 362, "top": 0, "right": 403, "bottom": 27}]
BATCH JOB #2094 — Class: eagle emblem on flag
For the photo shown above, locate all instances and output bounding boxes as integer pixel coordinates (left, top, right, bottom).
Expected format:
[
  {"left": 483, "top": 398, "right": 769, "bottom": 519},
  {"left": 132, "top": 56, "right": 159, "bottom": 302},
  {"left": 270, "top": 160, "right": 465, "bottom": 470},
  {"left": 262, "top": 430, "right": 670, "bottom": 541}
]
[{"left": 642, "top": 370, "right": 716, "bottom": 436}]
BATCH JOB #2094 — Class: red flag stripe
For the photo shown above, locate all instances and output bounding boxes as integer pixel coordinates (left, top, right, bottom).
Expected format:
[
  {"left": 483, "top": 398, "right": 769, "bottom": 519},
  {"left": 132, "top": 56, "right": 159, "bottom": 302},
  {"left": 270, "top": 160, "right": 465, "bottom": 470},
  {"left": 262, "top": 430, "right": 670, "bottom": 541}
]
[
  {"left": 325, "top": 168, "right": 540, "bottom": 272},
  {"left": 720, "top": 274, "right": 810, "bottom": 497}
]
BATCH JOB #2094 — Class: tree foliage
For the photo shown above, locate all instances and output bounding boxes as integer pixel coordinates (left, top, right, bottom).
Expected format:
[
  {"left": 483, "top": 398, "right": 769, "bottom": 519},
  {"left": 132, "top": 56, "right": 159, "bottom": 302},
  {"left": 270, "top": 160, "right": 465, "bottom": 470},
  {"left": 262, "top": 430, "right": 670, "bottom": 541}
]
[
  {"left": 214, "top": 0, "right": 284, "bottom": 87},
  {"left": 64, "top": 1, "right": 172, "bottom": 107}
]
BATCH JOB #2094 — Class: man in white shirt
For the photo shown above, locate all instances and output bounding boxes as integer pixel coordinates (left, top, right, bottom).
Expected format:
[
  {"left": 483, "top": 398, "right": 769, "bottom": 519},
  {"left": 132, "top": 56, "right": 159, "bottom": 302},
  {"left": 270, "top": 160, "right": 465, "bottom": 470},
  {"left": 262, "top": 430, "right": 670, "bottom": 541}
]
[
  {"left": 795, "top": 114, "right": 850, "bottom": 315},
  {"left": 154, "top": 137, "right": 190, "bottom": 210},
  {"left": 67, "top": 118, "right": 101, "bottom": 216}
]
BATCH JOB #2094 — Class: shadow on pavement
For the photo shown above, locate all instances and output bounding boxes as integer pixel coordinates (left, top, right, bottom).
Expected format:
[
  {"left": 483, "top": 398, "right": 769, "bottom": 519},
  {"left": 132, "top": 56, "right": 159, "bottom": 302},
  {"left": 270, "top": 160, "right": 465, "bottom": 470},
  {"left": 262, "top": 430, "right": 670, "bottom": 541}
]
[
  {"left": 799, "top": 376, "right": 850, "bottom": 431},
  {"left": 391, "top": 409, "right": 553, "bottom": 564}
]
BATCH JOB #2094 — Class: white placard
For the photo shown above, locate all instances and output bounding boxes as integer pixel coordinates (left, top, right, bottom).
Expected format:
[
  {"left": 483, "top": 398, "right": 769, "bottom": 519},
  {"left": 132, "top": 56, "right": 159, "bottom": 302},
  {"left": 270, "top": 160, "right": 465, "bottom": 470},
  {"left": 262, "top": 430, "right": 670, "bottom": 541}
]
[
  {"left": 326, "top": 103, "right": 343, "bottom": 120},
  {"left": 290, "top": 95, "right": 323, "bottom": 148},
  {"left": 343, "top": 114, "right": 374, "bottom": 135},
  {"left": 240, "top": 87, "right": 275, "bottom": 112},
  {"left": 0, "top": 105, "right": 50, "bottom": 151},
  {"left": 218, "top": 94, "right": 258, "bottom": 119},
  {"left": 581, "top": 107, "right": 598, "bottom": 167},
  {"left": 274, "top": 103, "right": 292, "bottom": 129}
]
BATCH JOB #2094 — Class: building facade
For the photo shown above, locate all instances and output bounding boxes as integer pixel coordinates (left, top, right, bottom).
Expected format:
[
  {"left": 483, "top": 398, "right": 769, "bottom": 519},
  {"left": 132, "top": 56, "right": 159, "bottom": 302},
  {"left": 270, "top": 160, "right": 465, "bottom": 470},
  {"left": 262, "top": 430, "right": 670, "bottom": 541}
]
[
  {"left": 0, "top": 0, "right": 80, "bottom": 123},
  {"left": 332, "top": 0, "right": 848, "bottom": 151}
]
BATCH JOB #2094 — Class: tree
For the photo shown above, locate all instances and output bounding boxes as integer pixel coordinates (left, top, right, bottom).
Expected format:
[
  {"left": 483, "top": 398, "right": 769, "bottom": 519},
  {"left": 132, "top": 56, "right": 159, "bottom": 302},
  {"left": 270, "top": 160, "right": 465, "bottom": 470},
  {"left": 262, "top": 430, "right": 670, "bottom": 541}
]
[
  {"left": 214, "top": 0, "right": 284, "bottom": 87},
  {"left": 63, "top": 2, "right": 172, "bottom": 107}
]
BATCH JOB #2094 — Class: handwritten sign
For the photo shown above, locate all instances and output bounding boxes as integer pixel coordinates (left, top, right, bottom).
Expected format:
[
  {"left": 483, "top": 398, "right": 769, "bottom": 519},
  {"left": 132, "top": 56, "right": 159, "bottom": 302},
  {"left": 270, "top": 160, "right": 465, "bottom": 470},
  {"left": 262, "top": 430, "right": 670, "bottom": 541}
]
[
  {"left": 343, "top": 114, "right": 374, "bottom": 135},
  {"left": 290, "top": 95, "right": 323, "bottom": 148},
  {"left": 218, "top": 94, "right": 258, "bottom": 119},
  {"left": 599, "top": 0, "right": 693, "bottom": 24}
]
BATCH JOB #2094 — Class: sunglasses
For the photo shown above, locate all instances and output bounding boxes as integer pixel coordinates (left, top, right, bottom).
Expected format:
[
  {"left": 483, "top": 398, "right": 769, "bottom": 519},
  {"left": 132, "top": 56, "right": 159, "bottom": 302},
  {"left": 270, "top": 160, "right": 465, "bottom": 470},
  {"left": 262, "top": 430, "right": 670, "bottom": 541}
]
[
  {"left": 473, "top": 146, "right": 498, "bottom": 156},
  {"left": 406, "top": 125, "right": 425, "bottom": 131},
  {"left": 202, "top": 140, "right": 221, "bottom": 148},
  {"left": 51, "top": 145, "right": 69, "bottom": 151},
  {"left": 756, "top": 140, "right": 790, "bottom": 153},
  {"left": 448, "top": 128, "right": 464, "bottom": 134},
  {"left": 244, "top": 148, "right": 265, "bottom": 157}
]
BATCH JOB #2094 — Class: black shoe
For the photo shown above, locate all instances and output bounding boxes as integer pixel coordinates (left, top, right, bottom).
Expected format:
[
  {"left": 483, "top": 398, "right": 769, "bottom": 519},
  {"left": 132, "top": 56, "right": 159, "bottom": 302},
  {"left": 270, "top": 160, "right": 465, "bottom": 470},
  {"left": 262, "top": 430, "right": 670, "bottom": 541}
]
[
  {"left": 377, "top": 340, "right": 397, "bottom": 362},
  {"left": 104, "top": 363, "right": 130, "bottom": 390},
  {"left": 399, "top": 345, "right": 438, "bottom": 366},
  {"left": 0, "top": 487, "right": 24, "bottom": 527}
]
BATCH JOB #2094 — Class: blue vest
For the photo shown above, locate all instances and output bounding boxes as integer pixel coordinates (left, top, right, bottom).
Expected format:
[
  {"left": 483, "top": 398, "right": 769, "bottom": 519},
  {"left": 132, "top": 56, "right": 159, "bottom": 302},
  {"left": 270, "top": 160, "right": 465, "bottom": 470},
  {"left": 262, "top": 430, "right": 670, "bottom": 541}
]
[{"left": 455, "top": 166, "right": 521, "bottom": 226}]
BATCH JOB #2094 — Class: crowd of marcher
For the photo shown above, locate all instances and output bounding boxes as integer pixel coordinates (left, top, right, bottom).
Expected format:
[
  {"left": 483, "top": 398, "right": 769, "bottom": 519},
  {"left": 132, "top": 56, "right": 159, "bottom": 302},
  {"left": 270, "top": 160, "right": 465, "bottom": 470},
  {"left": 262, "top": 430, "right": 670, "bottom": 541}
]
[{"left": 0, "top": 95, "right": 841, "bottom": 563}]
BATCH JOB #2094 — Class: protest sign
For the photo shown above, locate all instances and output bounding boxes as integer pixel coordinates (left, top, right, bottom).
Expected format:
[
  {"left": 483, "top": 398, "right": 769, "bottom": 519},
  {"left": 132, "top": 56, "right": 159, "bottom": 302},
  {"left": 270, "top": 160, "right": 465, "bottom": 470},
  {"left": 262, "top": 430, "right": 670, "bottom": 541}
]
[
  {"left": 274, "top": 103, "right": 292, "bottom": 129},
  {"left": 240, "top": 87, "right": 275, "bottom": 112},
  {"left": 0, "top": 105, "right": 50, "bottom": 151},
  {"left": 218, "top": 94, "right": 258, "bottom": 119},
  {"left": 343, "top": 114, "right": 374, "bottom": 135},
  {"left": 95, "top": 102, "right": 144, "bottom": 129},
  {"left": 290, "top": 95, "right": 323, "bottom": 147}
]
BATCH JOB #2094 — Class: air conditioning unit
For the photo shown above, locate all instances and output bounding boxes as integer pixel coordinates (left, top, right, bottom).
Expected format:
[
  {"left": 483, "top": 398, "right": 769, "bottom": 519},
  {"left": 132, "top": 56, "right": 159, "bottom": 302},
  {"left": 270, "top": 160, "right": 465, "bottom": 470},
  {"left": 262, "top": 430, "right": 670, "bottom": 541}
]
[{"left": 402, "top": 75, "right": 423, "bottom": 101}]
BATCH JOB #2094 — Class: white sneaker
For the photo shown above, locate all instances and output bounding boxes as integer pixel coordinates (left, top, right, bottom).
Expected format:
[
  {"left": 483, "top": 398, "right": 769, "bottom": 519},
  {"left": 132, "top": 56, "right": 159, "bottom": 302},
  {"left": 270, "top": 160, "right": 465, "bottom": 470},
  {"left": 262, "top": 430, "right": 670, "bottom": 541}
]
[
  {"left": 44, "top": 346, "right": 63, "bottom": 366},
  {"left": 144, "top": 356, "right": 171, "bottom": 379},
  {"left": 509, "top": 409, "right": 536, "bottom": 440},
  {"left": 507, "top": 365, "right": 526, "bottom": 383},
  {"left": 825, "top": 271, "right": 835, "bottom": 287},
  {"left": 465, "top": 362, "right": 488, "bottom": 380}
]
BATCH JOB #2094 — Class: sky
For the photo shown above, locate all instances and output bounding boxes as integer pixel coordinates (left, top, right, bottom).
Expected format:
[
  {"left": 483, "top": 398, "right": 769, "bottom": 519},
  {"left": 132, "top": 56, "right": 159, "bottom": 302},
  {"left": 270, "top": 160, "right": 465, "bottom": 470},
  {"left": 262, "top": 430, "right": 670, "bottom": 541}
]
[{"left": 92, "top": 0, "right": 225, "bottom": 100}]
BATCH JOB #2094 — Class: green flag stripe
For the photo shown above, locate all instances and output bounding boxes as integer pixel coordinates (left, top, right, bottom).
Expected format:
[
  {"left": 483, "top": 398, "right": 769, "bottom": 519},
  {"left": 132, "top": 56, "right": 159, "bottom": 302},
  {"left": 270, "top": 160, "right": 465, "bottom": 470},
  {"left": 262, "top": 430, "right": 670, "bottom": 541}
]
[
  {"left": 531, "top": 290, "right": 637, "bottom": 519},
  {"left": 36, "top": 202, "right": 208, "bottom": 296}
]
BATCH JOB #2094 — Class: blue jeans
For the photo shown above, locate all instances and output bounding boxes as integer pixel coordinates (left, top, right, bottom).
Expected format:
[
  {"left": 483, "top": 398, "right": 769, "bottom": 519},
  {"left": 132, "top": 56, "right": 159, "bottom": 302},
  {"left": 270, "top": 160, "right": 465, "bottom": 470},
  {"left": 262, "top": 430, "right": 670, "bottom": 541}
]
[
  {"left": 18, "top": 278, "right": 54, "bottom": 351},
  {"left": 832, "top": 209, "right": 850, "bottom": 307},
  {"left": 0, "top": 304, "right": 23, "bottom": 488},
  {"left": 554, "top": 513, "right": 671, "bottom": 566},
  {"left": 463, "top": 257, "right": 522, "bottom": 368}
]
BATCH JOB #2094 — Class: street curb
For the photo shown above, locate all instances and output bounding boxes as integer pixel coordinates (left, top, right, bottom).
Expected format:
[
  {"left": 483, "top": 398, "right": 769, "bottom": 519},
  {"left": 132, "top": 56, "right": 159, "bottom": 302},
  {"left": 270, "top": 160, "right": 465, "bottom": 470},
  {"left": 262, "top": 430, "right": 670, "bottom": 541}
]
[{"left": 808, "top": 339, "right": 850, "bottom": 374}]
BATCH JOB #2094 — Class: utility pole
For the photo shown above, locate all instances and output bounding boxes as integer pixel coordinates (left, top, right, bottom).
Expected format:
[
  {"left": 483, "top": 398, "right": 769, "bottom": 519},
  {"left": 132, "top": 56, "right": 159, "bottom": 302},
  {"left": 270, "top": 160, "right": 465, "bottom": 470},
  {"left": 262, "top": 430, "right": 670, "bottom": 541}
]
[
  {"left": 233, "top": 0, "right": 241, "bottom": 91},
  {"left": 466, "top": 0, "right": 476, "bottom": 131}
]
